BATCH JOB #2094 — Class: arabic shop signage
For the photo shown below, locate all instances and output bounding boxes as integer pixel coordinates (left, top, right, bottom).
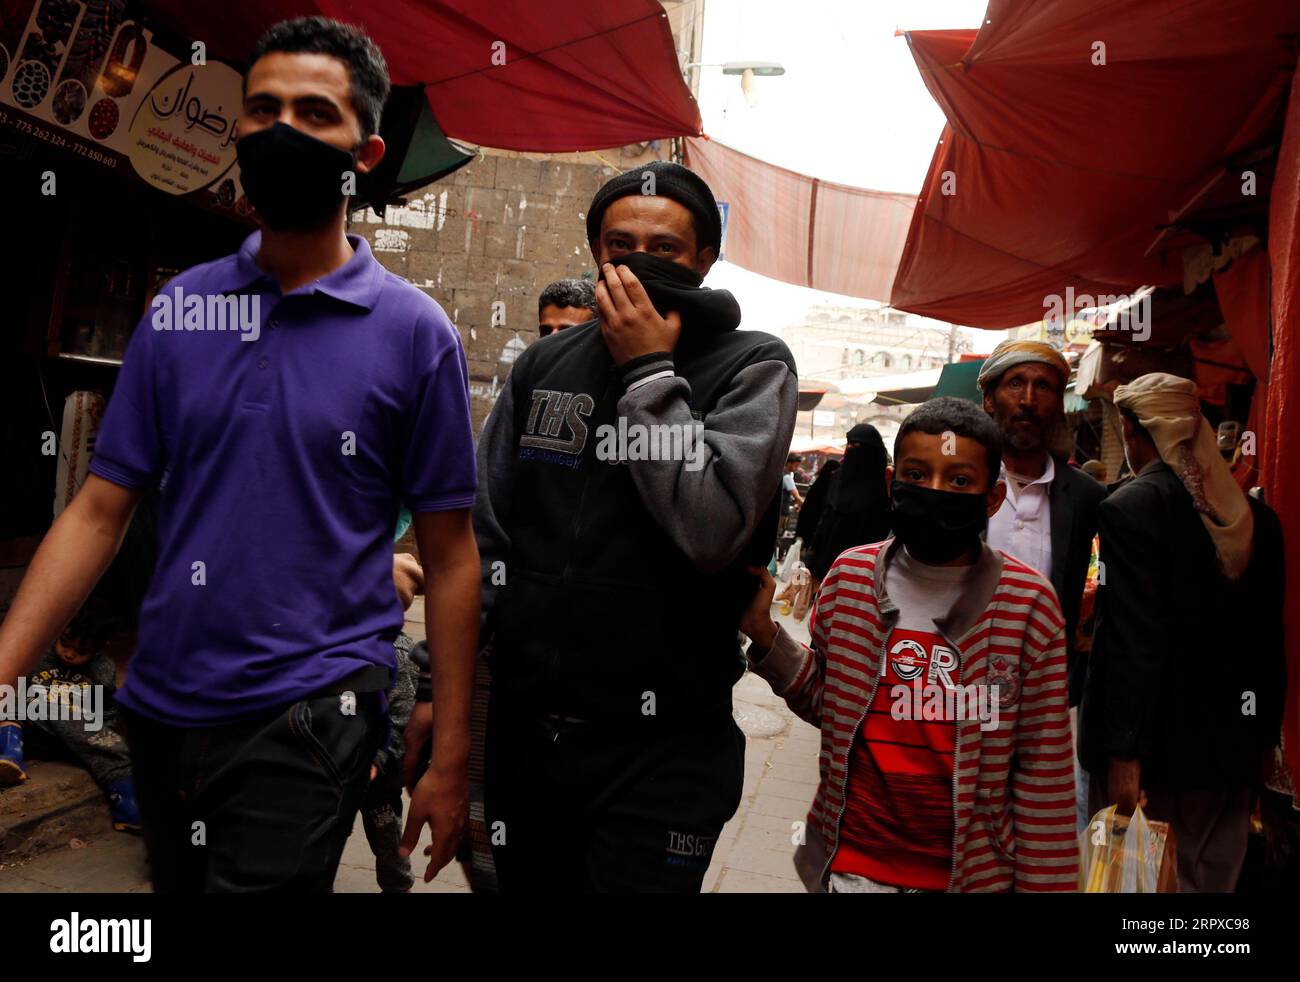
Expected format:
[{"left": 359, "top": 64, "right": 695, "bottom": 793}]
[
  {"left": 0, "top": 0, "right": 247, "bottom": 217},
  {"left": 127, "top": 60, "right": 239, "bottom": 195}
]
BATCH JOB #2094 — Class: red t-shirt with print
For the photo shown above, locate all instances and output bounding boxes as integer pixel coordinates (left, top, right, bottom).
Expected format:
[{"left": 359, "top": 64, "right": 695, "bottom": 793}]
[{"left": 831, "top": 627, "right": 958, "bottom": 890}]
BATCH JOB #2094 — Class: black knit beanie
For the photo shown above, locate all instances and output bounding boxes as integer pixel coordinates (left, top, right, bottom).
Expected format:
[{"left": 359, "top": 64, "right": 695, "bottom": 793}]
[{"left": 586, "top": 160, "right": 723, "bottom": 255}]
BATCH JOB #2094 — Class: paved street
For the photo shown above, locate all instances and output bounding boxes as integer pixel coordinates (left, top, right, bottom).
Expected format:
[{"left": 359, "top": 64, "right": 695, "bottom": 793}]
[{"left": 0, "top": 601, "right": 818, "bottom": 894}]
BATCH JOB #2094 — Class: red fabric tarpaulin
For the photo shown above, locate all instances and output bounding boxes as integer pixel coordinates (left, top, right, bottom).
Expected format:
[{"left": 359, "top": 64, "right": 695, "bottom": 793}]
[
  {"left": 890, "top": 0, "right": 1300, "bottom": 328},
  {"left": 140, "top": 0, "right": 701, "bottom": 151},
  {"left": 1264, "top": 61, "right": 1300, "bottom": 796},
  {"left": 684, "top": 136, "right": 916, "bottom": 303}
]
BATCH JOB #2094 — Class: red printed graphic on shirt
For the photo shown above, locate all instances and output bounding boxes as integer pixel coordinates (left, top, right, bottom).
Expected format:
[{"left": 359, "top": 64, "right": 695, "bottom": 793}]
[{"left": 832, "top": 628, "right": 958, "bottom": 891}]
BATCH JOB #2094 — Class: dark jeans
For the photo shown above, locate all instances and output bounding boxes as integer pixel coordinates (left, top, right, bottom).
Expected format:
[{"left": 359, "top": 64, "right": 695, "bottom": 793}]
[
  {"left": 485, "top": 695, "right": 744, "bottom": 893},
  {"left": 121, "top": 689, "right": 384, "bottom": 893},
  {"left": 361, "top": 762, "right": 414, "bottom": 893}
]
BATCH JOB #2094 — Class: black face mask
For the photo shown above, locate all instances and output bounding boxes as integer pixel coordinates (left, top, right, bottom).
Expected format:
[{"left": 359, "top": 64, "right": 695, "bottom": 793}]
[
  {"left": 601, "top": 252, "right": 742, "bottom": 334},
  {"left": 237, "top": 122, "right": 357, "bottom": 231},
  {"left": 889, "top": 480, "right": 989, "bottom": 565}
]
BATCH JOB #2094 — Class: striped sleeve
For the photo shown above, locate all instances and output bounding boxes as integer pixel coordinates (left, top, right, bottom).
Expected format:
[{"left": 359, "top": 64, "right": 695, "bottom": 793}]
[{"left": 1011, "top": 587, "right": 1078, "bottom": 892}]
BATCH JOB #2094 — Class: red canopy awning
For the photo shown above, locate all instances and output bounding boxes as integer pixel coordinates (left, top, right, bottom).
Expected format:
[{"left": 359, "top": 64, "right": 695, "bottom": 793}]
[
  {"left": 683, "top": 137, "right": 916, "bottom": 303},
  {"left": 890, "top": 0, "right": 1300, "bottom": 328},
  {"left": 142, "top": 0, "right": 702, "bottom": 152},
  {"left": 1264, "top": 58, "right": 1300, "bottom": 799}
]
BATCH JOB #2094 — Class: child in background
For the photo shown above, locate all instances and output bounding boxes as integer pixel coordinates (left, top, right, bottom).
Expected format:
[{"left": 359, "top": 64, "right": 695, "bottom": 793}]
[
  {"left": 358, "top": 541, "right": 422, "bottom": 893},
  {"left": 740, "top": 398, "right": 1076, "bottom": 892},
  {"left": 0, "top": 599, "right": 141, "bottom": 832}
]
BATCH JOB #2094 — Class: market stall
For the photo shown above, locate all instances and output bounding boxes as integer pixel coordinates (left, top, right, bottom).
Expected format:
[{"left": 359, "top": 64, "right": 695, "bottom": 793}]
[{"left": 891, "top": 0, "right": 1300, "bottom": 797}]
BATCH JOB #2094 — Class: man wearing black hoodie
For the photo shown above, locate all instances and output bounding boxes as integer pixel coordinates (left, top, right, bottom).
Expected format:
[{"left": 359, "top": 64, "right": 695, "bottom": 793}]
[{"left": 473, "top": 161, "right": 799, "bottom": 892}]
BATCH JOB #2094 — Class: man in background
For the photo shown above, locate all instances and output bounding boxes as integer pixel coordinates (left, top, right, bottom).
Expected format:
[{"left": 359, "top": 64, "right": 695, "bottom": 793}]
[
  {"left": 538, "top": 278, "right": 597, "bottom": 338},
  {"left": 782, "top": 454, "right": 806, "bottom": 510},
  {"left": 1081, "top": 373, "right": 1284, "bottom": 892},
  {"left": 979, "top": 340, "right": 1105, "bottom": 831}
]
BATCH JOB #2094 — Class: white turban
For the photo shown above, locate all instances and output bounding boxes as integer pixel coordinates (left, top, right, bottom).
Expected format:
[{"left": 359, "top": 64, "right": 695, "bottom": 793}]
[{"left": 1113, "top": 373, "right": 1253, "bottom": 580}]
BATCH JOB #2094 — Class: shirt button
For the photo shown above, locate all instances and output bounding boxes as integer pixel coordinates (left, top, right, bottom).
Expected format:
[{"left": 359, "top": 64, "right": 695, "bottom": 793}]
[
  {"left": 1015, "top": 520, "right": 1024, "bottom": 529},
  {"left": 258, "top": 358, "right": 269, "bottom": 369}
]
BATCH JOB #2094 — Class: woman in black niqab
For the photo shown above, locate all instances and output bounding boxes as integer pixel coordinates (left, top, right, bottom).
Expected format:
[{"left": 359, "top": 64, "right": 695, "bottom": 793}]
[
  {"left": 795, "top": 459, "right": 839, "bottom": 543},
  {"left": 805, "top": 423, "right": 892, "bottom": 582}
]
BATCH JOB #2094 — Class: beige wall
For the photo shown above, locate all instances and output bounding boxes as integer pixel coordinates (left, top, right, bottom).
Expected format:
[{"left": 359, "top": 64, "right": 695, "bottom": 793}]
[{"left": 355, "top": 155, "right": 615, "bottom": 430}]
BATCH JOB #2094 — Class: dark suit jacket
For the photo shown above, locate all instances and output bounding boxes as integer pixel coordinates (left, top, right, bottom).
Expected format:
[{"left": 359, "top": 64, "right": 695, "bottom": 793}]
[
  {"left": 1079, "top": 461, "right": 1285, "bottom": 789},
  {"left": 1045, "top": 460, "right": 1108, "bottom": 706}
]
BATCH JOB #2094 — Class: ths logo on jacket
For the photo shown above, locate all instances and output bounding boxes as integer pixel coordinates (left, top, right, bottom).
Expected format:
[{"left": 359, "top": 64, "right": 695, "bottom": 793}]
[{"left": 519, "top": 389, "right": 596, "bottom": 462}]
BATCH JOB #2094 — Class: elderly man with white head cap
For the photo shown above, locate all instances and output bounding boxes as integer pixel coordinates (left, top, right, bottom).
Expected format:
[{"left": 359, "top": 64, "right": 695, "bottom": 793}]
[
  {"left": 980, "top": 340, "right": 1107, "bottom": 835},
  {"left": 1079, "top": 372, "right": 1285, "bottom": 893},
  {"left": 978, "top": 341, "right": 1107, "bottom": 707}
]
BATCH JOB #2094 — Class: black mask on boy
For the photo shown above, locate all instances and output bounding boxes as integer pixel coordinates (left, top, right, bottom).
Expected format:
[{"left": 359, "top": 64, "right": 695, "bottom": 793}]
[
  {"left": 889, "top": 480, "right": 989, "bottom": 564},
  {"left": 237, "top": 123, "right": 358, "bottom": 231}
]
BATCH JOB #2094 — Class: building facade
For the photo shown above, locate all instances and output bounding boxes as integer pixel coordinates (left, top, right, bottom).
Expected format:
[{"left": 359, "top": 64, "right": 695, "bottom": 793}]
[{"left": 783, "top": 303, "right": 970, "bottom": 447}]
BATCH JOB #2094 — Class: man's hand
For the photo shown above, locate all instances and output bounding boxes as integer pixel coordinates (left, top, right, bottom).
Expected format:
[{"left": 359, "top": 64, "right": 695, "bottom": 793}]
[
  {"left": 402, "top": 699, "right": 433, "bottom": 792},
  {"left": 399, "top": 763, "right": 468, "bottom": 882},
  {"left": 392, "top": 552, "right": 424, "bottom": 611},
  {"left": 739, "top": 565, "right": 780, "bottom": 652},
  {"left": 595, "top": 262, "right": 682, "bottom": 366},
  {"left": 1108, "top": 757, "right": 1147, "bottom": 816}
]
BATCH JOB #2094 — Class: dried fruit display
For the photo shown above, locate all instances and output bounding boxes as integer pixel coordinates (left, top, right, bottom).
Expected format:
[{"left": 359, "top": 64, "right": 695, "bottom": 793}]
[
  {"left": 87, "top": 95, "right": 118, "bottom": 139},
  {"left": 12, "top": 59, "right": 52, "bottom": 109}
]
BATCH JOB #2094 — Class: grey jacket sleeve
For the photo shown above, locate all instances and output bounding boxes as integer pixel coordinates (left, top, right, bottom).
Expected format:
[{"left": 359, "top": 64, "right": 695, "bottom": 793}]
[
  {"left": 616, "top": 352, "right": 798, "bottom": 573},
  {"left": 471, "top": 379, "right": 517, "bottom": 633}
]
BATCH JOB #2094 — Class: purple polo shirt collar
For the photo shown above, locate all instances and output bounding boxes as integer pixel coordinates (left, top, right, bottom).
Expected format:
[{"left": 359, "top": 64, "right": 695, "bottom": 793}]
[{"left": 230, "top": 230, "right": 386, "bottom": 310}]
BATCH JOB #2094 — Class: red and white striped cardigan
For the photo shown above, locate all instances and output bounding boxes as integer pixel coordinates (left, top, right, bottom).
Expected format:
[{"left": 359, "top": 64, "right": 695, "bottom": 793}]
[{"left": 750, "top": 537, "right": 1078, "bottom": 892}]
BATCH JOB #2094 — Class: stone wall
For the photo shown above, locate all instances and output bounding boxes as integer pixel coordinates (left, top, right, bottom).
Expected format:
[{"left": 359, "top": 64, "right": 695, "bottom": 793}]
[{"left": 354, "top": 153, "right": 621, "bottom": 430}]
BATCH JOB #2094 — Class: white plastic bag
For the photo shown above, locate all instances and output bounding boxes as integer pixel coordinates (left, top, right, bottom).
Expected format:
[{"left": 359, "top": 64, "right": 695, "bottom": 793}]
[{"left": 1080, "top": 804, "right": 1177, "bottom": 893}]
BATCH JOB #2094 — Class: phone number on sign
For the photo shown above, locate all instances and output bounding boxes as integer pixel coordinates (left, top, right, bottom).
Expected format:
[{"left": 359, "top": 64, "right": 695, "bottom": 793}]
[{"left": 0, "top": 109, "right": 117, "bottom": 168}]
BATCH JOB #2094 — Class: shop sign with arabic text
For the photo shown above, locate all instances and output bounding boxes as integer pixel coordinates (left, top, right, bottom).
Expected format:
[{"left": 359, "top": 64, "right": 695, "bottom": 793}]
[{"left": 0, "top": 0, "right": 249, "bottom": 218}]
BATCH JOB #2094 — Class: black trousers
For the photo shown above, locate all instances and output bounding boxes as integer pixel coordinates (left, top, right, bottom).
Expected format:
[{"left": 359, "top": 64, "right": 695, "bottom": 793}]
[
  {"left": 121, "top": 689, "right": 384, "bottom": 893},
  {"left": 485, "top": 695, "right": 745, "bottom": 893}
]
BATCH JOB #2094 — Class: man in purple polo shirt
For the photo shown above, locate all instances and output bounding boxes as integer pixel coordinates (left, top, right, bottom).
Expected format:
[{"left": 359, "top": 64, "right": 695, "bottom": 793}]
[{"left": 0, "top": 17, "right": 480, "bottom": 892}]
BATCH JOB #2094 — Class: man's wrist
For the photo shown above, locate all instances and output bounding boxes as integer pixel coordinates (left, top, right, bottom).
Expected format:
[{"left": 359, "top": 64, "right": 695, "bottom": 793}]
[
  {"left": 748, "top": 620, "right": 780, "bottom": 659},
  {"left": 617, "top": 351, "right": 675, "bottom": 391},
  {"left": 425, "top": 752, "right": 469, "bottom": 781}
]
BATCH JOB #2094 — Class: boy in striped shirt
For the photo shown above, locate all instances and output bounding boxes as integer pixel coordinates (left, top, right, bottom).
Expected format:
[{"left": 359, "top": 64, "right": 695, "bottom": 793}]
[{"left": 741, "top": 398, "right": 1077, "bottom": 892}]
